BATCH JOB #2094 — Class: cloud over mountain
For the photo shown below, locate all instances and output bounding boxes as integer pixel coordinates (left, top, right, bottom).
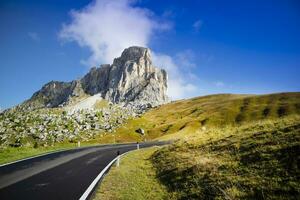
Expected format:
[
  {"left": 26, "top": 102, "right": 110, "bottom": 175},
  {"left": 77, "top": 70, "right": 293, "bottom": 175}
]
[
  {"left": 59, "top": 0, "right": 198, "bottom": 100},
  {"left": 59, "top": 0, "right": 169, "bottom": 65}
]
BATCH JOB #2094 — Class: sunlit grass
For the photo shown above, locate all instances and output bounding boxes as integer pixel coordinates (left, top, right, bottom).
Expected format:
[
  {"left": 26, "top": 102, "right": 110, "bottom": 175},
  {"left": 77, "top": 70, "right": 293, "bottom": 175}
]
[
  {"left": 0, "top": 143, "right": 75, "bottom": 164},
  {"left": 115, "top": 92, "right": 300, "bottom": 140},
  {"left": 0, "top": 138, "right": 128, "bottom": 165},
  {"left": 94, "top": 147, "right": 170, "bottom": 200},
  {"left": 151, "top": 115, "right": 300, "bottom": 199},
  {"left": 97, "top": 92, "right": 300, "bottom": 199}
]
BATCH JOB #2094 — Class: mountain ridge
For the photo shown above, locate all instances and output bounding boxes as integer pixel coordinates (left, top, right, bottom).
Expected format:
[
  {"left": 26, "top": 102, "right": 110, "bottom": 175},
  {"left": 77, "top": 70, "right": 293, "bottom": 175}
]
[{"left": 19, "top": 46, "right": 168, "bottom": 111}]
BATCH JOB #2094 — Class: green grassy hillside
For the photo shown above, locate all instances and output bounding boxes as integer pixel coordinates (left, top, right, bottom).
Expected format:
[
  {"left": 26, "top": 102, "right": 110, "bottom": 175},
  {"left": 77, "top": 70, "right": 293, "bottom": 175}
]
[
  {"left": 99, "top": 92, "right": 300, "bottom": 200},
  {"left": 152, "top": 116, "right": 300, "bottom": 199},
  {"left": 95, "top": 147, "right": 170, "bottom": 200},
  {"left": 115, "top": 92, "right": 300, "bottom": 140}
]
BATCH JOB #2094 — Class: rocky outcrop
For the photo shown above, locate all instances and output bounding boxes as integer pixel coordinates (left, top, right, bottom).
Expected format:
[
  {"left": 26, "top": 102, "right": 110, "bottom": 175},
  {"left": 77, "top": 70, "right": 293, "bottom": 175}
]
[
  {"left": 27, "top": 81, "right": 74, "bottom": 109},
  {"left": 20, "top": 46, "right": 168, "bottom": 110},
  {"left": 106, "top": 46, "right": 168, "bottom": 105},
  {"left": 0, "top": 104, "right": 135, "bottom": 147}
]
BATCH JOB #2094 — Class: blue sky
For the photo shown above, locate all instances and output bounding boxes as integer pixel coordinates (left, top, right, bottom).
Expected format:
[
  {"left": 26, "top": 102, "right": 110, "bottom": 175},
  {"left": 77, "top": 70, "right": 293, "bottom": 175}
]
[{"left": 0, "top": 0, "right": 299, "bottom": 109}]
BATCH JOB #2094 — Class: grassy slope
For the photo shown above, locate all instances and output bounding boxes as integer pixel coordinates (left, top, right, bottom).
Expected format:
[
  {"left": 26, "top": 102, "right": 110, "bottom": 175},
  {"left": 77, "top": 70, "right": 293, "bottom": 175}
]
[
  {"left": 94, "top": 147, "right": 170, "bottom": 200},
  {"left": 3, "top": 92, "right": 298, "bottom": 165},
  {"left": 115, "top": 92, "right": 300, "bottom": 140},
  {"left": 152, "top": 116, "right": 300, "bottom": 199},
  {"left": 99, "top": 92, "right": 300, "bottom": 199}
]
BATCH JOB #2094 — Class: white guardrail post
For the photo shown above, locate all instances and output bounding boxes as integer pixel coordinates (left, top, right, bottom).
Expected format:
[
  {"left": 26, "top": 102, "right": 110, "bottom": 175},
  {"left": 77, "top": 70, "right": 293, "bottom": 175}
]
[{"left": 116, "top": 151, "right": 120, "bottom": 167}]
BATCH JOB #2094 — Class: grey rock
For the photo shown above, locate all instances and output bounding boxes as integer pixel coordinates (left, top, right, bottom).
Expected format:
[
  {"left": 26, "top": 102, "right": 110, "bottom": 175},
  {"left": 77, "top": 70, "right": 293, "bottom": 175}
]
[
  {"left": 105, "top": 47, "right": 168, "bottom": 106},
  {"left": 18, "top": 46, "right": 168, "bottom": 110},
  {"left": 135, "top": 128, "right": 145, "bottom": 135}
]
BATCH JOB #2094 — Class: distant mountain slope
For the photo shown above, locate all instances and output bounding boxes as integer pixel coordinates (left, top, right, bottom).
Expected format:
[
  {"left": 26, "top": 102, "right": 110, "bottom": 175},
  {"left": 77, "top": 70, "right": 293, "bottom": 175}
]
[
  {"left": 115, "top": 92, "right": 300, "bottom": 140},
  {"left": 19, "top": 46, "right": 168, "bottom": 111}
]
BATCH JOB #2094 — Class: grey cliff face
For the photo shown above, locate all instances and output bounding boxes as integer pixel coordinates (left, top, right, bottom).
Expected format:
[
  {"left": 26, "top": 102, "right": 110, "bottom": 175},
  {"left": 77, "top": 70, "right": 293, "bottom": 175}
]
[
  {"left": 22, "top": 46, "right": 168, "bottom": 110},
  {"left": 105, "top": 46, "right": 168, "bottom": 105}
]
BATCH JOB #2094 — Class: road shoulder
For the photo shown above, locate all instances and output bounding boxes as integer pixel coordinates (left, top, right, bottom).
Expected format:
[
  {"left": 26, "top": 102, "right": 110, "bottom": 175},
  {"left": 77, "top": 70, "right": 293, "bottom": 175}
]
[{"left": 93, "top": 146, "right": 170, "bottom": 200}]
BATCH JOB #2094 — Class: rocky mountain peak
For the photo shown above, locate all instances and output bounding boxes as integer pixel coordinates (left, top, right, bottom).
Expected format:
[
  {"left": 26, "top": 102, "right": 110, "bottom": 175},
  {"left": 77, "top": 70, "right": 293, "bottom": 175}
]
[
  {"left": 113, "top": 46, "right": 151, "bottom": 65},
  {"left": 20, "top": 46, "right": 168, "bottom": 111},
  {"left": 106, "top": 46, "right": 167, "bottom": 105}
]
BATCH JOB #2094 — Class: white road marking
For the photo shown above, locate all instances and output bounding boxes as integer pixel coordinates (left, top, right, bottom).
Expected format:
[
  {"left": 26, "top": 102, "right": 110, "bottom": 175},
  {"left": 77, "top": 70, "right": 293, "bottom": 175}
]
[{"left": 79, "top": 150, "right": 135, "bottom": 200}]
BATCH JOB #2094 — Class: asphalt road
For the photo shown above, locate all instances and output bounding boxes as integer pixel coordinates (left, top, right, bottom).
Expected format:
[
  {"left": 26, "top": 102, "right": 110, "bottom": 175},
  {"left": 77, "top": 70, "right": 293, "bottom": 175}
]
[{"left": 0, "top": 141, "right": 167, "bottom": 200}]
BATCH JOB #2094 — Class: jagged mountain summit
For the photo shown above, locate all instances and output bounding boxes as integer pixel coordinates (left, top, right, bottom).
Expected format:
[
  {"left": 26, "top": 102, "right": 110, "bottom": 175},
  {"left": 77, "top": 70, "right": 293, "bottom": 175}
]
[{"left": 21, "top": 46, "right": 168, "bottom": 110}]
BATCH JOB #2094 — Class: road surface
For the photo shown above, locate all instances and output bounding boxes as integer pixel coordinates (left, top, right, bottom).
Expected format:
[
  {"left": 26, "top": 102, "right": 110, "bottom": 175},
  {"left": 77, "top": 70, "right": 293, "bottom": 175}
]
[{"left": 0, "top": 142, "right": 166, "bottom": 200}]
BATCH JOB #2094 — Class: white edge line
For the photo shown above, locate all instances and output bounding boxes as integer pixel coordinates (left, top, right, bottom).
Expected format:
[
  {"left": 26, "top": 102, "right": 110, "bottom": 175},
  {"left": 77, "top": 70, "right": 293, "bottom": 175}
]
[{"left": 79, "top": 150, "right": 133, "bottom": 200}]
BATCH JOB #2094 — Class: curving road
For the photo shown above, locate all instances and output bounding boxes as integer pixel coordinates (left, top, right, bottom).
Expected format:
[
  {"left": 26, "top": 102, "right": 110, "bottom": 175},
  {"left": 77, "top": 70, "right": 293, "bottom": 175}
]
[{"left": 0, "top": 142, "right": 166, "bottom": 200}]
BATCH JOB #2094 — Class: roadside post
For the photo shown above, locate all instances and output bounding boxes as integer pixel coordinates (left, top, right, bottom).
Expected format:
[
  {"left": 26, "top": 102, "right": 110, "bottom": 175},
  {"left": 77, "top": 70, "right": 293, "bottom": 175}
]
[
  {"left": 78, "top": 141, "right": 80, "bottom": 147},
  {"left": 116, "top": 150, "right": 120, "bottom": 167},
  {"left": 137, "top": 142, "right": 139, "bottom": 150}
]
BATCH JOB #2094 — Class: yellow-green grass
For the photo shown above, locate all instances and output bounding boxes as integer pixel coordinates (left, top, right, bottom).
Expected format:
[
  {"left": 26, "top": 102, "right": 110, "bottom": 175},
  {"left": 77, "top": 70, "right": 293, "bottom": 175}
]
[
  {"left": 0, "top": 139, "right": 129, "bottom": 165},
  {"left": 151, "top": 115, "right": 300, "bottom": 199},
  {"left": 114, "top": 92, "right": 300, "bottom": 141},
  {"left": 2, "top": 92, "right": 299, "bottom": 167},
  {"left": 0, "top": 143, "right": 75, "bottom": 165},
  {"left": 96, "top": 116, "right": 300, "bottom": 200},
  {"left": 0, "top": 129, "right": 142, "bottom": 165},
  {"left": 96, "top": 92, "right": 300, "bottom": 199},
  {"left": 93, "top": 99, "right": 109, "bottom": 109},
  {"left": 94, "top": 147, "right": 170, "bottom": 200}
]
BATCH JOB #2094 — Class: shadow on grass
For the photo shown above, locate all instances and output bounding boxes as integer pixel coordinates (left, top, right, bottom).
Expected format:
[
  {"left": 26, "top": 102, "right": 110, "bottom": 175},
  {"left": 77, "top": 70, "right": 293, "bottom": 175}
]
[{"left": 151, "top": 122, "right": 300, "bottom": 200}]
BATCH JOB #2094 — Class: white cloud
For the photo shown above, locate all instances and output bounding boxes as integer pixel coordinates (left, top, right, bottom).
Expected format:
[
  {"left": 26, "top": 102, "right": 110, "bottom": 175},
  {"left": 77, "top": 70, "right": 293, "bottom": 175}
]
[
  {"left": 59, "top": 0, "right": 198, "bottom": 100},
  {"left": 28, "top": 32, "right": 40, "bottom": 42},
  {"left": 152, "top": 52, "right": 199, "bottom": 100},
  {"left": 59, "top": 0, "right": 170, "bottom": 65},
  {"left": 193, "top": 20, "right": 203, "bottom": 32}
]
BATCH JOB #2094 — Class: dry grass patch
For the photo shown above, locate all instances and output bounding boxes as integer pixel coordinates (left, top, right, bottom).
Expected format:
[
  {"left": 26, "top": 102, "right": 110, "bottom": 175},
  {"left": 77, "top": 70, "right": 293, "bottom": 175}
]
[
  {"left": 94, "top": 147, "right": 171, "bottom": 200},
  {"left": 114, "top": 92, "right": 300, "bottom": 140},
  {"left": 151, "top": 116, "right": 300, "bottom": 199}
]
